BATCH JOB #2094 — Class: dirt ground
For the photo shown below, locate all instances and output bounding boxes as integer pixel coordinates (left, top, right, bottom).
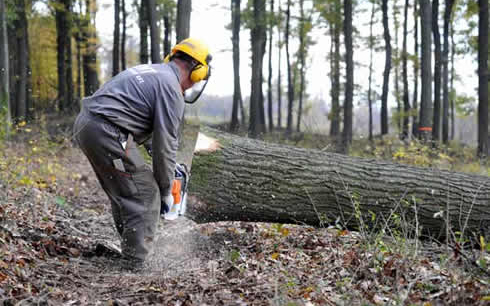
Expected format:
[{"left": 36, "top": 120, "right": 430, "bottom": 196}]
[{"left": 0, "top": 139, "right": 489, "bottom": 305}]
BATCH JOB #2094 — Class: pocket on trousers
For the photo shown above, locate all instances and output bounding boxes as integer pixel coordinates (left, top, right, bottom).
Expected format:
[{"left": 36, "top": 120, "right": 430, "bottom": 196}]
[
  {"left": 131, "top": 167, "right": 159, "bottom": 212},
  {"left": 114, "top": 170, "right": 139, "bottom": 197}
]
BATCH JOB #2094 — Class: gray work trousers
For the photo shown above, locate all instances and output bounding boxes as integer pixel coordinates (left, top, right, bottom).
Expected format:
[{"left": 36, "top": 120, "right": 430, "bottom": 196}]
[{"left": 73, "top": 110, "right": 160, "bottom": 261}]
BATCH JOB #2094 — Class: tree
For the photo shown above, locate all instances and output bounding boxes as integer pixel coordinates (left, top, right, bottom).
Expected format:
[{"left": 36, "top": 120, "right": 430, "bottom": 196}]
[
  {"left": 82, "top": 0, "right": 100, "bottom": 96},
  {"left": 330, "top": 0, "right": 341, "bottom": 138},
  {"left": 296, "top": 0, "right": 307, "bottom": 133},
  {"left": 401, "top": 0, "right": 411, "bottom": 139},
  {"left": 412, "top": 0, "right": 419, "bottom": 137},
  {"left": 55, "top": 0, "right": 74, "bottom": 111},
  {"left": 176, "top": 0, "right": 191, "bottom": 43},
  {"left": 442, "top": 0, "right": 455, "bottom": 144},
  {"left": 121, "top": 0, "right": 127, "bottom": 70},
  {"left": 267, "top": 0, "right": 274, "bottom": 132},
  {"left": 162, "top": 1, "right": 174, "bottom": 56},
  {"left": 367, "top": 0, "right": 377, "bottom": 141},
  {"left": 112, "top": 0, "right": 121, "bottom": 76},
  {"left": 432, "top": 0, "right": 442, "bottom": 141},
  {"left": 14, "top": 0, "right": 31, "bottom": 120},
  {"left": 477, "top": 0, "right": 488, "bottom": 156},
  {"left": 148, "top": 0, "right": 161, "bottom": 63},
  {"left": 188, "top": 127, "right": 490, "bottom": 237},
  {"left": 0, "top": 0, "right": 10, "bottom": 136},
  {"left": 249, "top": 0, "right": 267, "bottom": 138},
  {"left": 419, "top": 0, "right": 432, "bottom": 141},
  {"left": 230, "top": 0, "right": 243, "bottom": 132},
  {"left": 285, "top": 0, "right": 294, "bottom": 135},
  {"left": 138, "top": 0, "right": 149, "bottom": 64},
  {"left": 342, "top": 0, "right": 353, "bottom": 152},
  {"left": 381, "top": 0, "right": 391, "bottom": 136},
  {"left": 276, "top": 0, "right": 282, "bottom": 129}
]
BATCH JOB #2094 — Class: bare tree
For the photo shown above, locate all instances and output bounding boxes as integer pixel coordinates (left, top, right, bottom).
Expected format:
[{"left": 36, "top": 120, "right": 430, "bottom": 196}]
[
  {"left": 419, "top": 0, "right": 432, "bottom": 141},
  {"left": 267, "top": 0, "right": 274, "bottom": 132},
  {"left": 381, "top": 0, "right": 391, "bottom": 136},
  {"left": 112, "top": 0, "right": 120, "bottom": 76},
  {"left": 138, "top": 0, "right": 149, "bottom": 64},
  {"left": 342, "top": 0, "right": 354, "bottom": 152},
  {"left": 230, "top": 0, "right": 243, "bottom": 132},
  {"left": 176, "top": 0, "right": 191, "bottom": 42},
  {"left": 0, "top": 0, "right": 10, "bottom": 135},
  {"left": 442, "top": 0, "right": 455, "bottom": 144},
  {"left": 148, "top": 0, "right": 161, "bottom": 63},
  {"left": 477, "top": 0, "right": 488, "bottom": 156},
  {"left": 402, "top": 0, "right": 411, "bottom": 139},
  {"left": 432, "top": 0, "right": 442, "bottom": 141}
]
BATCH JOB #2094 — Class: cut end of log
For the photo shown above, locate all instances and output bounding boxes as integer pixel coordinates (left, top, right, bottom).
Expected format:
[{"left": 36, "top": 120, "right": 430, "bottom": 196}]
[{"left": 194, "top": 132, "right": 220, "bottom": 153}]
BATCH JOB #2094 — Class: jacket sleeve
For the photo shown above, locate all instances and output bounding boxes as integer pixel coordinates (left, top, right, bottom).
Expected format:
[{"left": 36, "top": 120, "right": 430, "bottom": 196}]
[{"left": 151, "top": 80, "right": 184, "bottom": 197}]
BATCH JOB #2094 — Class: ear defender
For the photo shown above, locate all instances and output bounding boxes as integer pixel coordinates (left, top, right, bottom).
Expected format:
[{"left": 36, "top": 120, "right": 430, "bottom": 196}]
[{"left": 190, "top": 65, "right": 210, "bottom": 83}]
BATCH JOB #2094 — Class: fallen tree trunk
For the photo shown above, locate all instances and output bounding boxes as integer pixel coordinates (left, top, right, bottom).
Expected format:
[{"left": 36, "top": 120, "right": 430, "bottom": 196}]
[{"left": 187, "top": 127, "right": 490, "bottom": 237}]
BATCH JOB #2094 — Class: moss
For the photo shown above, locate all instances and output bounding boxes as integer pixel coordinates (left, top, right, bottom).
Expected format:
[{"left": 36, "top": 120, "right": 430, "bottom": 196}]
[{"left": 188, "top": 150, "right": 223, "bottom": 193}]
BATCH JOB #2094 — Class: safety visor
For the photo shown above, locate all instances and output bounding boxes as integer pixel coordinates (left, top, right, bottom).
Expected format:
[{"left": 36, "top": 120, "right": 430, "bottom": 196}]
[{"left": 184, "top": 78, "right": 209, "bottom": 104}]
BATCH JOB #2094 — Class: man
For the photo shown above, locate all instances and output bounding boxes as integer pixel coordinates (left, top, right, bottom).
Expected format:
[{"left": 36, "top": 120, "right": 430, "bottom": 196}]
[{"left": 73, "top": 38, "right": 212, "bottom": 267}]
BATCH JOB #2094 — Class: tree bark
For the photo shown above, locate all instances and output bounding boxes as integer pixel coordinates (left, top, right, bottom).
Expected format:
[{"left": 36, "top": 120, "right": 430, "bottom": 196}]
[
  {"left": 419, "top": 0, "right": 432, "bottom": 141},
  {"left": 0, "top": 0, "right": 10, "bottom": 136},
  {"left": 14, "top": 0, "right": 28, "bottom": 120},
  {"left": 113, "top": 0, "right": 120, "bottom": 75},
  {"left": 267, "top": 0, "right": 274, "bottom": 132},
  {"left": 230, "top": 0, "right": 242, "bottom": 132},
  {"left": 187, "top": 127, "right": 490, "bottom": 237},
  {"left": 176, "top": 0, "right": 191, "bottom": 43},
  {"left": 249, "top": 0, "right": 267, "bottom": 138},
  {"left": 162, "top": 2, "right": 172, "bottom": 56},
  {"left": 276, "top": 0, "right": 282, "bottom": 129},
  {"left": 285, "top": 0, "right": 294, "bottom": 135},
  {"left": 477, "top": 0, "right": 489, "bottom": 156},
  {"left": 121, "top": 0, "right": 127, "bottom": 70},
  {"left": 432, "top": 0, "right": 442, "bottom": 142},
  {"left": 367, "top": 0, "right": 375, "bottom": 142},
  {"left": 148, "top": 0, "right": 161, "bottom": 63},
  {"left": 402, "top": 0, "right": 411, "bottom": 140},
  {"left": 442, "top": 0, "right": 454, "bottom": 144},
  {"left": 412, "top": 0, "right": 419, "bottom": 138},
  {"left": 139, "top": 0, "right": 149, "bottom": 64},
  {"left": 296, "top": 0, "right": 306, "bottom": 133},
  {"left": 342, "top": 0, "right": 353, "bottom": 152},
  {"left": 330, "top": 0, "right": 341, "bottom": 138},
  {"left": 381, "top": 0, "right": 391, "bottom": 136},
  {"left": 82, "top": 0, "right": 99, "bottom": 96}
]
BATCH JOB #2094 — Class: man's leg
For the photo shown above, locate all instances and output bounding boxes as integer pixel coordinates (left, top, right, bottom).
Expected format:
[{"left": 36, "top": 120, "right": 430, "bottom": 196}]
[{"left": 74, "top": 112, "right": 161, "bottom": 261}]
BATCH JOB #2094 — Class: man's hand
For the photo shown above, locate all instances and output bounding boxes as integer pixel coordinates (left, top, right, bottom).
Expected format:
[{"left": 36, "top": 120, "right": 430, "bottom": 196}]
[{"left": 161, "top": 194, "right": 173, "bottom": 215}]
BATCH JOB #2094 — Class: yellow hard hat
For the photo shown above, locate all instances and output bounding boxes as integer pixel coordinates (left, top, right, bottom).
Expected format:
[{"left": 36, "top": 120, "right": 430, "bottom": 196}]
[{"left": 164, "top": 38, "right": 212, "bottom": 83}]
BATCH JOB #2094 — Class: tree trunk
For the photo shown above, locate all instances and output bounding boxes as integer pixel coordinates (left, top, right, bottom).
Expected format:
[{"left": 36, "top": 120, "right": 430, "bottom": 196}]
[
  {"left": 285, "top": 0, "right": 294, "bottom": 135},
  {"left": 148, "top": 0, "right": 161, "bottom": 63},
  {"left": 402, "top": 0, "right": 410, "bottom": 140},
  {"left": 163, "top": 3, "right": 172, "bottom": 56},
  {"left": 249, "top": 0, "right": 267, "bottom": 138},
  {"left": 412, "top": 0, "right": 419, "bottom": 138},
  {"left": 0, "top": 0, "right": 10, "bottom": 136},
  {"left": 432, "top": 0, "right": 441, "bottom": 142},
  {"left": 139, "top": 0, "right": 149, "bottom": 64},
  {"left": 82, "top": 0, "right": 99, "bottom": 96},
  {"left": 267, "top": 0, "right": 274, "bottom": 132},
  {"left": 230, "top": 0, "right": 242, "bottom": 132},
  {"left": 450, "top": 22, "right": 455, "bottom": 141},
  {"left": 342, "top": 0, "right": 353, "bottom": 153},
  {"left": 419, "top": 0, "right": 432, "bottom": 141},
  {"left": 477, "top": 0, "right": 489, "bottom": 156},
  {"left": 277, "top": 0, "right": 282, "bottom": 129},
  {"left": 188, "top": 127, "right": 490, "bottom": 237},
  {"left": 296, "top": 0, "right": 305, "bottom": 133},
  {"left": 65, "top": 0, "right": 74, "bottom": 112},
  {"left": 121, "top": 0, "right": 127, "bottom": 70},
  {"left": 367, "top": 0, "right": 375, "bottom": 142},
  {"left": 442, "top": 0, "right": 454, "bottom": 144},
  {"left": 176, "top": 0, "right": 191, "bottom": 43},
  {"left": 14, "top": 0, "right": 28, "bottom": 120},
  {"left": 393, "top": 1, "right": 401, "bottom": 134},
  {"left": 330, "top": 0, "right": 341, "bottom": 138},
  {"left": 381, "top": 0, "right": 391, "bottom": 136}
]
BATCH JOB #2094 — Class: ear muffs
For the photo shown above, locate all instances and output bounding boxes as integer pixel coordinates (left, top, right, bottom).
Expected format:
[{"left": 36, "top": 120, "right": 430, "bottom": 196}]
[{"left": 190, "top": 65, "right": 210, "bottom": 83}]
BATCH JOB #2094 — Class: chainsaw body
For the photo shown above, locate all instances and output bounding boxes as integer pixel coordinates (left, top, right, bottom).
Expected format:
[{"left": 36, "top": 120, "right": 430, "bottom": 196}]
[{"left": 164, "top": 163, "right": 189, "bottom": 220}]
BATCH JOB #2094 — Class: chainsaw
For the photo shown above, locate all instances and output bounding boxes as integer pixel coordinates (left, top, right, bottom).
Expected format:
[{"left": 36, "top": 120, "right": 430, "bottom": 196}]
[{"left": 163, "top": 163, "right": 189, "bottom": 220}]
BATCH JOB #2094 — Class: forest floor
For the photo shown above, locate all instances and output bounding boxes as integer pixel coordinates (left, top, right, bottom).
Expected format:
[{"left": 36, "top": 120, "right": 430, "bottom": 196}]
[{"left": 0, "top": 119, "right": 489, "bottom": 305}]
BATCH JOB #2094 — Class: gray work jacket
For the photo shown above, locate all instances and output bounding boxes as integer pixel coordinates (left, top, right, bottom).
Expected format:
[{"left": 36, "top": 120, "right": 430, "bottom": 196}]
[{"left": 82, "top": 62, "right": 185, "bottom": 197}]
